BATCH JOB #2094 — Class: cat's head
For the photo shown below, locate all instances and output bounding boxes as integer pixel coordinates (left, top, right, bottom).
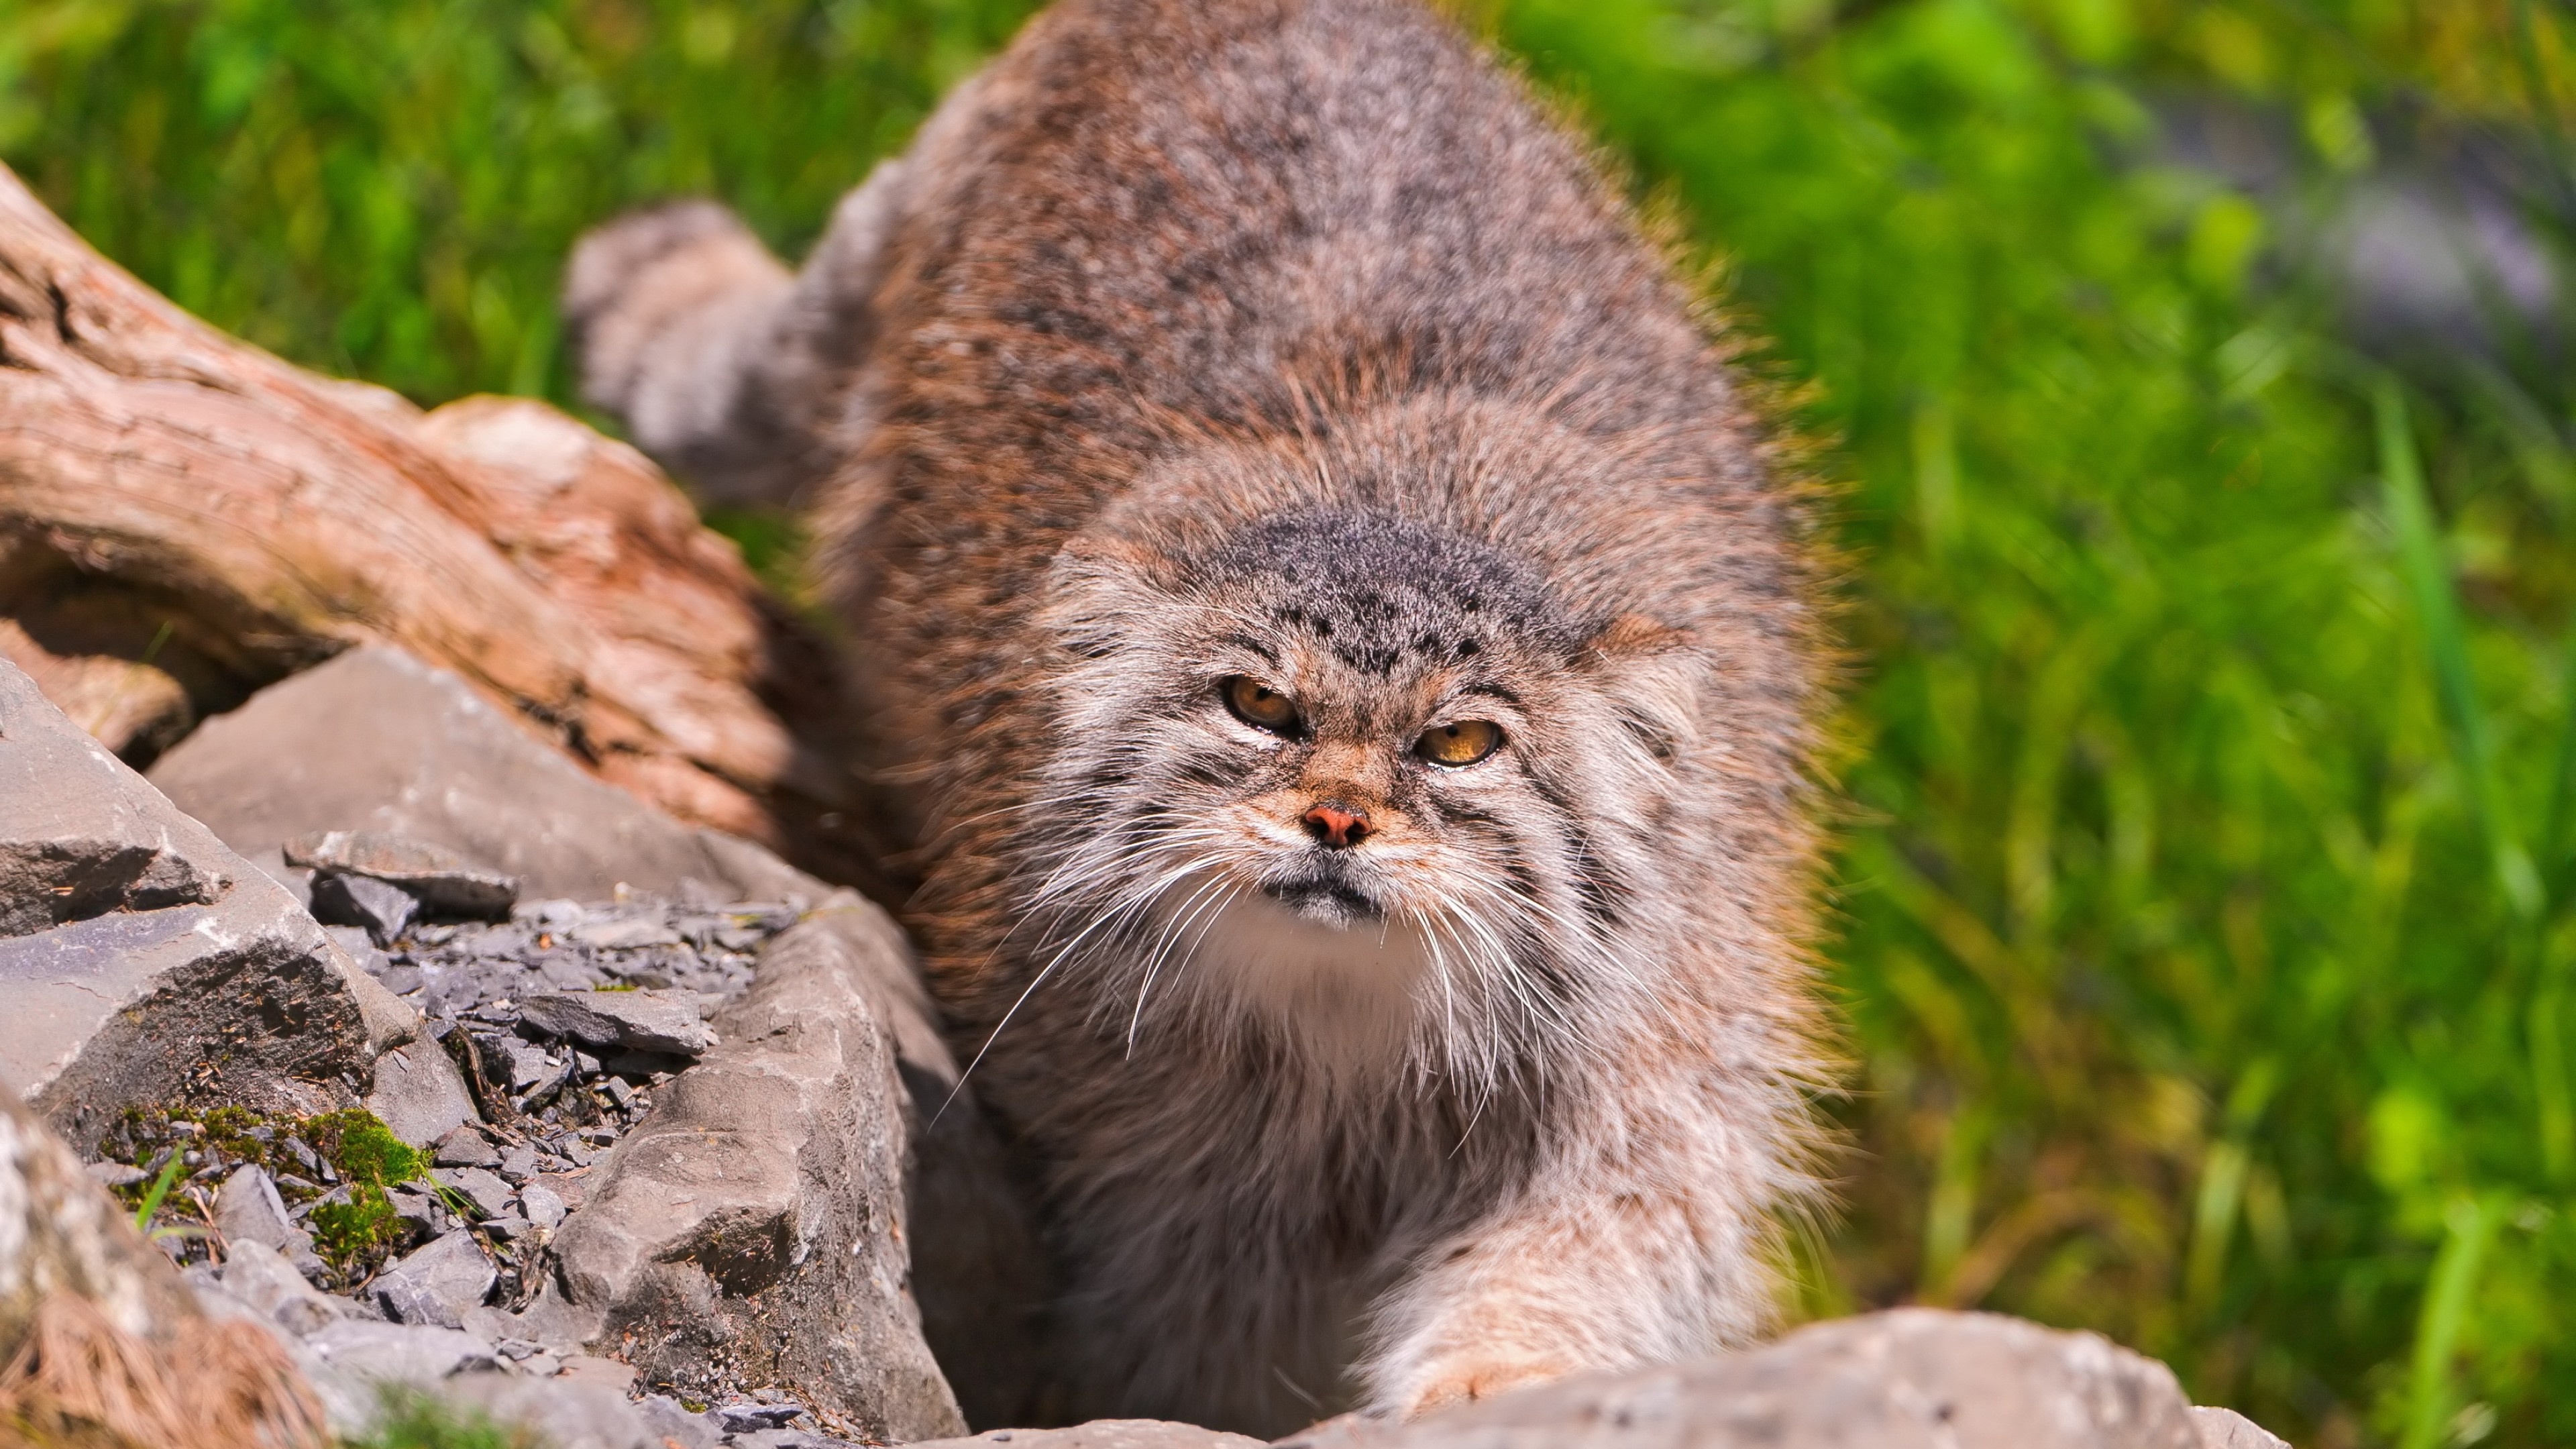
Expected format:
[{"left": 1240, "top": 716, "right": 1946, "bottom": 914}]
[{"left": 1028, "top": 505, "right": 1700, "bottom": 1085}]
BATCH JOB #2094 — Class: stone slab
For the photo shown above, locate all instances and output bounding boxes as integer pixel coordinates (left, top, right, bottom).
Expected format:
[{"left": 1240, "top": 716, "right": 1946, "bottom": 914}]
[
  {"left": 551, "top": 899, "right": 967, "bottom": 1442},
  {"left": 148, "top": 646, "right": 814, "bottom": 905},
  {"left": 910, "top": 1423, "right": 1266, "bottom": 1449},
  {"left": 0, "top": 659, "right": 417, "bottom": 1148},
  {"left": 1277, "top": 1310, "right": 2209, "bottom": 1449},
  {"left": 519, "top": 987, "right": 712, "bottom": 1057}
]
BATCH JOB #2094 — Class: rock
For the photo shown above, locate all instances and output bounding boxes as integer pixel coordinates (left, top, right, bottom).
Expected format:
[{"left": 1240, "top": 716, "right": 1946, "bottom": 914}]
[
  {"left": 370, "top": 1230, "right": 496, "bottom": 1329},
  {"left": 149, "top": 646, "right": 818, "bottom": 905},
  {"left": 309, "top": 869, "right": 419, "bottom": 945},
  {"left": 0, "top": 659, "right": 418, "bottom": 1145},
  {"left": 556, "top": 1354, "right": 640, "bottom": 1392},
  {"left": 435, "top": 1166, "right": 517, "bottom": 1220},
  {"left": 435, "top": 1124, "right": 502, "bottom": 1168},
  {"left": 286, "top": 828, "right": 520, "bottom": 918},
  {"left": 368, "top": 1035, "right": 479, "bottom": 1148},
  {"left": 718, "top": 1401, "right": 807, "bottom": 1432},
  {"left": 215, "top": 1164, "right": 317, "bottom": 1260},
  {"left": 521, "top": 1181, "right": 568, "bottom": 1233},
  {"left": 732, "top": 1432, "right": 841, "bottom": 1449},
  {"left": 574, "top": 914, "right": 686, "bottom": 949},
  {"left": 635, "top": 1394, "right": 725, "bottom": 1449},
  {"left": 215, "top": 1238, "right": 352, "bottom": 1338},
  {"left": 439, "top": 1371, "right": 659, "bottom": 1449},
  {"left": 303, "top": 1317, "right": 499, "bottom": 1387},
  {"left": 910, "top": 1426, "right": 1267, "bottom": 1449},
  {"left": 85, "top": 1161, "right": 146, "bottom": 1189},
  {"left": 1277, "top": 1309, "right": 2208, "bottom": 1449},
  {"left": 520, "top": 987, "right": 713, "bottom": 1057},
  {"left": 2192, "top": 1406, "right": 2290, "bottom": 1449},
  {"left": 550, "top": 900, "right": 967, "bottom": 1442},
  {"left": 388, "top": 1182, "right": 448, "bottom": 1239}
]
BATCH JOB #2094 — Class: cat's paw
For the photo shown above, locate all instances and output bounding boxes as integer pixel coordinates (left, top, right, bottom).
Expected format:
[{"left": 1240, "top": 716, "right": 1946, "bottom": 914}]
[
  {"left": 560, "top": 201, "right": 782, "bottom": 418},
  {"left": 1396, "top": 1351, "right": 1571, "bottom": 1417}
]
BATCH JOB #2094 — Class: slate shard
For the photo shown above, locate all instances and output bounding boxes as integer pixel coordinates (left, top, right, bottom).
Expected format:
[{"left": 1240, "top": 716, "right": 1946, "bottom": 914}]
[
  {"left": 287, "top": 828, "right": 520, "bottom": 920},
  {"left": 311, "top": 871, "right": 420, "bottom": 946}
]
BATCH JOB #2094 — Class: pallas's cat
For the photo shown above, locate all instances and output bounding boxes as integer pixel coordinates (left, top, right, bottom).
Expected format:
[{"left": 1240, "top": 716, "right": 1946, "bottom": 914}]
[{"left": 566, "top": 0, "right": 1831, "bottom": 1432}]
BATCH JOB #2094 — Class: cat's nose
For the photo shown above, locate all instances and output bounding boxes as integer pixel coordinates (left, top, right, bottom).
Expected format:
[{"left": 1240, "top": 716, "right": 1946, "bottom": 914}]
[{"left": 1301, "top": 801, "right": 1372, "bottom": 849}]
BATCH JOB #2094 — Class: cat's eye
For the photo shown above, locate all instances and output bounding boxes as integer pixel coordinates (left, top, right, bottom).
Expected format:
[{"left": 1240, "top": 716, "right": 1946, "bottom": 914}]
[
  {"left": 1222, "top": 676, "right": 1301, "bottom": 735},
  {"left": 1417, "top": 719, "right": 1503, "bottom": 767}
]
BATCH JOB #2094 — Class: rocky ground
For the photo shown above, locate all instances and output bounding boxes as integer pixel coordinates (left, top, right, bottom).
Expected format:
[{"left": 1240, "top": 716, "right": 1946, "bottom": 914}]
[{"left": 92, "top": 888, "right": 867, "bottom": 1447}]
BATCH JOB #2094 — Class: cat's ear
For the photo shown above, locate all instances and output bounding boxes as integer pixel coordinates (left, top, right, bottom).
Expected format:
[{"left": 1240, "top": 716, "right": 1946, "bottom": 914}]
[{"left": 1583, "top": 614, "right": 1704, "bottom": 766}]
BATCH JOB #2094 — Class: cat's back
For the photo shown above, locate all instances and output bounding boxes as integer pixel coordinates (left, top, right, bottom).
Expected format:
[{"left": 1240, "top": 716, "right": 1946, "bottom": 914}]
[
  {"left": 827, "top": 1, "right": 1733, "bottom": 627},
  {"left": 818, "top": 0, "right": 1790, "bottom": 853}
]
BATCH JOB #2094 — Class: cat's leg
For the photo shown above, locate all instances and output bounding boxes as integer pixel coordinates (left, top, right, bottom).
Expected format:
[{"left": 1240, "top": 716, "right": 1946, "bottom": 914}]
[
  {"left": 561, "top": 158, "right": 911, "bottom": 506},
  {"left": 1358, "top": 1074, "right": 1812, "bottom": 1416}
]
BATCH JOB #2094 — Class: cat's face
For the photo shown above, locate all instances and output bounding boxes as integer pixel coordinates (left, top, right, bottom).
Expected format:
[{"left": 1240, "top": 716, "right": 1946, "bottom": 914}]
[{"left": 1032, "top": 510, "right": 1690, "bottom": 1081}]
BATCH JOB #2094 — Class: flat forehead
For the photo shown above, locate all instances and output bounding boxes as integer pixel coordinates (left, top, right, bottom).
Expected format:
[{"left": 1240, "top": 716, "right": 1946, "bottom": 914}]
[{"left": 1195, "top": 508, "right": 1581, "bottom": 677}]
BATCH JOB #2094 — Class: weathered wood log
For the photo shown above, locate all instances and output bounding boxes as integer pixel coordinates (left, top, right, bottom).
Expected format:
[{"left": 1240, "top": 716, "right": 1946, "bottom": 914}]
[{"left": 0, "top": 162, "right": 862, "bottom": 877}]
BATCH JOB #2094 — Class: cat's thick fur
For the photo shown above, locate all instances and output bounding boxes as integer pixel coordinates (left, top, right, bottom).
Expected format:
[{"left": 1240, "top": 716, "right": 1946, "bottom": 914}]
[{"left": 566, "top": 0, "right": 1831, "bottom": 1434}]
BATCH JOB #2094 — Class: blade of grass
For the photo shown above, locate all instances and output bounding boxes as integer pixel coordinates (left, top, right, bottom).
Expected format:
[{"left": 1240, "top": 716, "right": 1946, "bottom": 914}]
[
  {"left": 131, "top": 1155, "right": 184, "bottom": 1234},
  {"left": 2400, "top": 1195, "right": 2504, "bottom": 1449},
  {"left": 2375, "top": 379, "right": 2542, "bottom": 920}
]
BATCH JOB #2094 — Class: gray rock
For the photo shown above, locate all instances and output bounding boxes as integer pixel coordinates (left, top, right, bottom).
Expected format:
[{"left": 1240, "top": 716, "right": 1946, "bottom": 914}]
[
  {"left": 573, "top": 914, "right": 686, "bottom": 949},
  {"left": 718, "top": 1401, "right": 806, "bottom": 1432},
  {"left": 551, "top": 899, "right": 967, "bottom": 1442},
  {"left": 310, "top": 869, "right": 419, "bottom": 945},
  {"left": 214, "top": 1164, "right": 317, "bottom": 1260},
  {"left": 371, "top": 1230, "right": 496, "bottom": 1329},
  {"left": 1276, "top": 1309, "right": 2208, "bottom": 1449},
  {"left": 910, "top": 1426, "right": 1265, "bottom": 1449},
  {"left": 148, "top": 646, "right": 815, "bottom": 906},
  {"left": 435, "top": 1166, "right": 517, "bottom": 1220},
  {"left": 434, "top": 1125, "right": 502, "bottom": 1168},
  {"left": 556, "top": 1354, "right": 640, "bottom": 1391},
  {"left": 303, "top": 1318, "right": 498, "bottom": 1387},
  {"left": 367, "top": 1036, "right": 478, "bottom": 1148},
  {"left": 85, "top": 1161, "right": 145, "bottom": 1189},
  {"left": 0, "top": 835, "right": 218, "bottom": 936},
  {"left": 388, "top": 1181, "right": 447, "bottom": 1238},
  {"left": 215, "top": 1238, "right": 352, "bottom": 1337},
  {"left": 520, "top": 1181, "right": 568, "bottom": 1233},
  {"left": 635, "top": 1394, "right": 725, "bottom": 1449},
  {"left": 2192, "top": 1406, "right": 2290, "bottom": 1449},
  {"left": 286, "top": 828, "right": 519, "bottom": 919},
  {"left": 439, "top": 1372, "right": 658, "bottom": 1449},
  {"left": 520, "top": 987, "right": 712, "bottom": 1057},
  {"left": 0, "top": 659, "right": 417, "bottom": 1146},
  {"left": 495, "top": 1036, "right": 554, "bottom": 1090}
]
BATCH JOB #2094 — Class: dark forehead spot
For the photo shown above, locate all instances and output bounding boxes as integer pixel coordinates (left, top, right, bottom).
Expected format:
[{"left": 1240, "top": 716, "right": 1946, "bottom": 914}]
[{"left": 1202, "top": 508, "right": 1576, "bottom": 662}]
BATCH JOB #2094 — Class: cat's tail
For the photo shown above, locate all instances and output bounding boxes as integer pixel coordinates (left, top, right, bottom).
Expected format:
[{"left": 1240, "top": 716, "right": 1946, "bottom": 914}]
[{"left": 561, "top": 160, "right": 909, "bottom": 507}]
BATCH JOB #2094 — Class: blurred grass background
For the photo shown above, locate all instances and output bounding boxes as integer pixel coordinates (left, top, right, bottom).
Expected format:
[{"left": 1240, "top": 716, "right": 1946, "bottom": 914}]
[{"left": 7, "top": 0, "right": 2575, "bottom": 1442}]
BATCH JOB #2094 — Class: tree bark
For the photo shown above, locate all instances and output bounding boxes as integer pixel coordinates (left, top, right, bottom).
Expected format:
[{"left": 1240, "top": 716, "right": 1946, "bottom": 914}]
[{"left": 0, "top": 162, "right": 865, "bottom": 879}]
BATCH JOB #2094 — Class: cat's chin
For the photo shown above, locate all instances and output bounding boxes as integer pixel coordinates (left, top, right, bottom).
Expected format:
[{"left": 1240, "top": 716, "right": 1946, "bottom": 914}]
[
  {"left": 1169, "top": 883, "right": 1433, "bottom": 1079},
  {"left": 1259, "top": 876, "right": 1387, "bottom": 927}
]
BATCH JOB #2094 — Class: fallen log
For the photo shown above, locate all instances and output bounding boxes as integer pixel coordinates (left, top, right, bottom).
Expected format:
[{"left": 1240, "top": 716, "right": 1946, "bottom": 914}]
[{"left": 0, "top": 162, "right": 868, "bottom": 883}]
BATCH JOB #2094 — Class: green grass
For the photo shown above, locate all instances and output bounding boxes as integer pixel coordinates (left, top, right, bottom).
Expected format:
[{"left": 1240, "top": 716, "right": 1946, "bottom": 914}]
[
  {"left": 11, "top": 0, "right": 2576, "bottom": 1441},
  {"left": 343, "top": 1392, "right": 527, "bottom": 1449}
]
